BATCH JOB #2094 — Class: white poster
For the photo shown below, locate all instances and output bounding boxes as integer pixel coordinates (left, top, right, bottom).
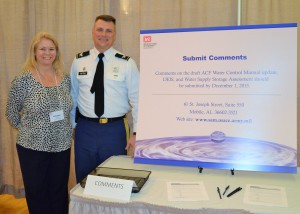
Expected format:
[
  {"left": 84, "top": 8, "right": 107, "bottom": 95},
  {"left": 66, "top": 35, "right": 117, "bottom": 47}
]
[{"left": 135, "top": 23, "right": 297, "bottom": 173}]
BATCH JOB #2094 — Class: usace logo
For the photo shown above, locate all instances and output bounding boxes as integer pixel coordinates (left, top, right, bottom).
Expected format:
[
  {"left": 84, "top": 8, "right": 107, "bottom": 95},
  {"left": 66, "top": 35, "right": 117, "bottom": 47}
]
[
  {"left": 143, "top": 36, "right": 152, "bottom": 42},
  {"left": 143, "top": 35, "right": 156, "bottom": 49}
]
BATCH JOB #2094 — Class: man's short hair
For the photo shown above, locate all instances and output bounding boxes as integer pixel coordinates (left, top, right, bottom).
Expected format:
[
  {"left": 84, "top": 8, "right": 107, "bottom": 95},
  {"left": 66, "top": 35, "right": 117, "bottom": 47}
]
[{"left": 95, "top": 15, "right": 116, "bottom": 25}]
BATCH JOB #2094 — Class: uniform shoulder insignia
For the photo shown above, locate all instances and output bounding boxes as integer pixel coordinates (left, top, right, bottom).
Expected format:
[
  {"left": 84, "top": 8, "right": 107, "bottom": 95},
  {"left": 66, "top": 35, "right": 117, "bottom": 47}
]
[
  {"left": 115, "top": 53, "right": 130, "bottom": 61},
  {"left": 76, "top": 51, "right": 90, "bottom": 59}
]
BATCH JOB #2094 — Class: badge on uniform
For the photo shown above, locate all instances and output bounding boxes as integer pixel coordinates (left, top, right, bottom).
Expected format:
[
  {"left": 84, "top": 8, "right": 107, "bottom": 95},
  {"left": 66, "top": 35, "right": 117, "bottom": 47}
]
[
  {"left": 115, "top": 53, "right": 130, "bottom": 61},
  {"left": 79, "top": 67, "right": 88, "bottom": 75},
  {"left": 76, "top": 51, "right": 90, "bottom": 59},
  {"left": 113, "top": 67, "right": 119, "bottom": 72}
]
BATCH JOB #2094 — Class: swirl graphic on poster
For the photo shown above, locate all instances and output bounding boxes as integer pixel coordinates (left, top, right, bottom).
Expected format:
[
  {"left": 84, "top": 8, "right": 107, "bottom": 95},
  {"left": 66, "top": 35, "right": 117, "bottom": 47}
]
[{"left": 135, "top": 135, "right": 296, "bottom": 167}]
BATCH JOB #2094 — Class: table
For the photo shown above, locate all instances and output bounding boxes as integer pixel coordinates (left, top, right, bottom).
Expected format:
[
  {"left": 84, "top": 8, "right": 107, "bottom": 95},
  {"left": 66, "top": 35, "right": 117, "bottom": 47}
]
[{"left": 69, "top": 155, "right": 300, "bottom": 214}]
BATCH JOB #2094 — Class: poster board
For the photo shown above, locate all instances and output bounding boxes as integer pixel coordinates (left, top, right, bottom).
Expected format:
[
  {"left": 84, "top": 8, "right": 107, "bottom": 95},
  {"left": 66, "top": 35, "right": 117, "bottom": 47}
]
[{"left": 135, "top": 23, "right": 297, "bottom": 173}]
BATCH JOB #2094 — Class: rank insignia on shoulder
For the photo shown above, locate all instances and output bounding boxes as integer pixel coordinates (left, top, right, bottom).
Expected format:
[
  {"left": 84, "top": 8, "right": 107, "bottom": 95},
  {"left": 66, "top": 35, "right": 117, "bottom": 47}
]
[
  {"left": 115, "top": 53, "right": 130, "bottom": 61},
  {"left": 76, "top": 51, "right": 90, "bottom": 59}
]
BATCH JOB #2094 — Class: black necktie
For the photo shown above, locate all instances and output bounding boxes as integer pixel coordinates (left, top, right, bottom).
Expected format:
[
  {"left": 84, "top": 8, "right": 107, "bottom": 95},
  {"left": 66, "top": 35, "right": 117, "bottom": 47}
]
[{"left": 90, "top": 53, "right": 105, "bottom": 117}]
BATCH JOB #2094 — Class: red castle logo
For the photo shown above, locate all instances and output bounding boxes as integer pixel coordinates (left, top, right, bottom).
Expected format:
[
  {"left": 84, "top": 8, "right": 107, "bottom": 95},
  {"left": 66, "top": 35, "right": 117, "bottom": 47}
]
[{"left": 143, "top": 36, "right": 152, "bottom": 42}]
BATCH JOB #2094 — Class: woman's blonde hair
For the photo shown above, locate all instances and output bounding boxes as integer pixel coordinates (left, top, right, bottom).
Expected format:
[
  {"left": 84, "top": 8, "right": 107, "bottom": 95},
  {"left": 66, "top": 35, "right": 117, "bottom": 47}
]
[{"left": 22, "top": 32, "right": 65, "bottom": 77}]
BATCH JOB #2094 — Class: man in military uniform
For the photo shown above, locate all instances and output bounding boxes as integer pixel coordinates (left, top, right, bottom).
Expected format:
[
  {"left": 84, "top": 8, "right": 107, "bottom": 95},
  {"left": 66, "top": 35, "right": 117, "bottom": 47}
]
[{"left": 70, "top": 15, "right": 139, "bottom": 183}]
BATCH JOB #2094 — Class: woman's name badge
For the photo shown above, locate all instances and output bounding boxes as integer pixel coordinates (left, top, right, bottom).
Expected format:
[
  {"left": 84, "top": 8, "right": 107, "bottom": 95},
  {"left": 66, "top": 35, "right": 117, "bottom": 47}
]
[{"left": 49, "top": 110, "right": 64, "bottom": 122}]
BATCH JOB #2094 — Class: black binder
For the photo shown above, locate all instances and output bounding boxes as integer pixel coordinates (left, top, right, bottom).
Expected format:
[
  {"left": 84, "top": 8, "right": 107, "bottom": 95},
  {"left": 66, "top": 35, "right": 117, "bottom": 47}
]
[{"left": 80, "top": 167, "right": 151, "bottom": 193}]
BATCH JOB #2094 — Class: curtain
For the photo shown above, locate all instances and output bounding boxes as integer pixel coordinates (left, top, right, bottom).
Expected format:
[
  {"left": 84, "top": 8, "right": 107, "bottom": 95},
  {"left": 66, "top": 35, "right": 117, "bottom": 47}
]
[{"left": 0, "top": 0, "right": 299, "bottom": 198}]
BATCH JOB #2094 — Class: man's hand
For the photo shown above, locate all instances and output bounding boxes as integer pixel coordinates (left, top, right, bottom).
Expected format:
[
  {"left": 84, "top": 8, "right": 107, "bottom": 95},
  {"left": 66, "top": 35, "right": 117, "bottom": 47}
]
[{"left": 126, "top": 134, "right": 136, "bottom": 157}]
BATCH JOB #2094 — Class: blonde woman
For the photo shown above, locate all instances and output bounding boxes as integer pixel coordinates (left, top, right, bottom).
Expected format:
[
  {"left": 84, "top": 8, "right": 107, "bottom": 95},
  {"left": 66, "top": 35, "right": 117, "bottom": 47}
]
[{"left": 6, "top": 32, "right": 72, "bottom": 214}]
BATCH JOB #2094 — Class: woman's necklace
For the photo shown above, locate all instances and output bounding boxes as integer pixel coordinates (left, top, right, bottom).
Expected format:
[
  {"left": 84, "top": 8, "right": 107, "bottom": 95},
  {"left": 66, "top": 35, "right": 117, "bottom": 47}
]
[
  {"left": 36, "top": 68, "right": 58, "bottom": 87},
  {"left": 35, "top": 68, "right": 64, "bottom": 123}
]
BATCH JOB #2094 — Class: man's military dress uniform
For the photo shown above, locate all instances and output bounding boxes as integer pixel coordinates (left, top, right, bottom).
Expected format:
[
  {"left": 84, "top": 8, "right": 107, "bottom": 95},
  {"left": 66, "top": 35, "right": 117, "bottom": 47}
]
[{"left": 70, "top": 47, "right": 139, "bottom": 182}]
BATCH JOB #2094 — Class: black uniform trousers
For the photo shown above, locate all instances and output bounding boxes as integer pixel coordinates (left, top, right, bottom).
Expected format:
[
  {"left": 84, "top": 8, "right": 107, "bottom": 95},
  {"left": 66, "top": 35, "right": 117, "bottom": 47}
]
[{"left": 16, "top": 144, "right": 70, "bottom": 214}]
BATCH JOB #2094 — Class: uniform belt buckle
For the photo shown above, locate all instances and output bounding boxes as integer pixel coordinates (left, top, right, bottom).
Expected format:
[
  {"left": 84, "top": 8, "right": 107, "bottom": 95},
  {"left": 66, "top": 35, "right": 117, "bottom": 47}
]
[{"left": 99, "top": 118, "right": 108, "bottom": 124}]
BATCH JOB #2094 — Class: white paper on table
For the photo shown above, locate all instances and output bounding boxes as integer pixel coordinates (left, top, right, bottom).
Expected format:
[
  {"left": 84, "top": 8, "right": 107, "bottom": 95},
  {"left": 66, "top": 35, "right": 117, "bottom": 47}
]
[
  {"left": 167, "top": 181, "right": 209, "bottom": 201},
  {"left": 243, "top": 184, "right": 288, "bottom": 207}
]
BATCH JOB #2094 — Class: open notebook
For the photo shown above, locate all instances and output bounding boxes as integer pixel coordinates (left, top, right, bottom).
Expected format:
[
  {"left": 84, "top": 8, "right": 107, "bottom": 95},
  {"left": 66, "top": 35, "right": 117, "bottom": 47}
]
[{"left": 80, "top": 167, "right": 151, "bottom": 193}]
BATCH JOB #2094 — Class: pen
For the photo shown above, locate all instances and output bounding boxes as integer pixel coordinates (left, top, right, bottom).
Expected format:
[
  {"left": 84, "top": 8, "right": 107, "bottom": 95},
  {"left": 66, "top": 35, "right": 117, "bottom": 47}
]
[
  {"left": 227, "top": 187, "right": 242, "bottom": 197},
  {"left": 217, "top": 187, "right": 222, "bottom": 199},
  {"left": 223, "top": 185, "right": 230, "bottom": 196}
]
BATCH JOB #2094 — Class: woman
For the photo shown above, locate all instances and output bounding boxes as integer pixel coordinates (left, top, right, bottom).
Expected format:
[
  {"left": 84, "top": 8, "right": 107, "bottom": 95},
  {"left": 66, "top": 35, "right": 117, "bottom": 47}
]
[{"left": 6, "top": 32, "right": 72, "bottom": 214}]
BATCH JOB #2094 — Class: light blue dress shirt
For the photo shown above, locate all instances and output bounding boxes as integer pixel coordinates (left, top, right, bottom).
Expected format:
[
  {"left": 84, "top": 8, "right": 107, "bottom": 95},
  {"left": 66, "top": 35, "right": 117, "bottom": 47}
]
[{"left": 70, "top": 47, "right": 139, "bottom": 132}]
